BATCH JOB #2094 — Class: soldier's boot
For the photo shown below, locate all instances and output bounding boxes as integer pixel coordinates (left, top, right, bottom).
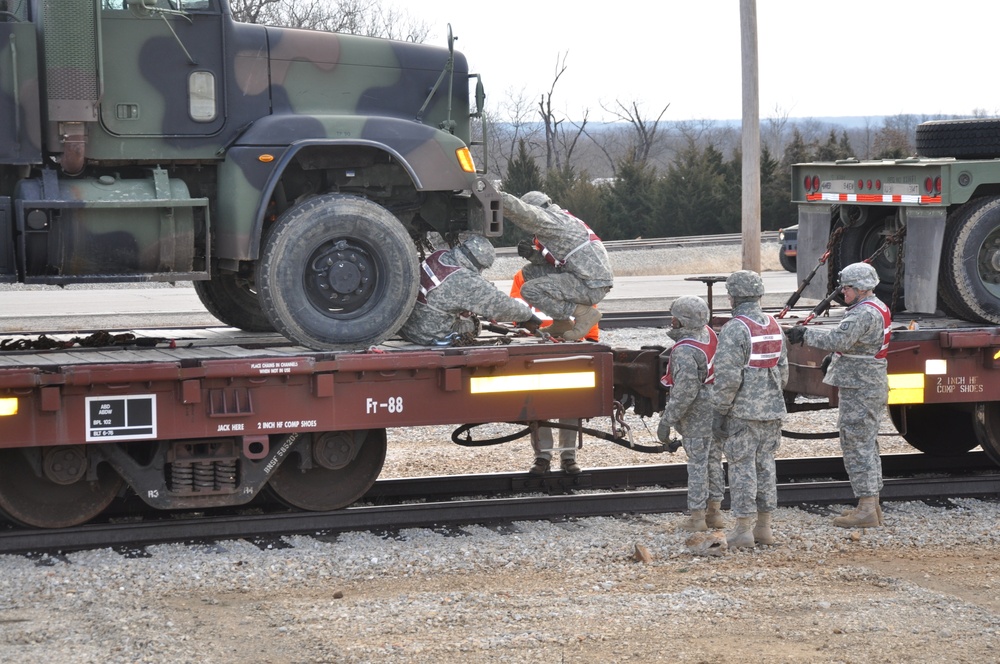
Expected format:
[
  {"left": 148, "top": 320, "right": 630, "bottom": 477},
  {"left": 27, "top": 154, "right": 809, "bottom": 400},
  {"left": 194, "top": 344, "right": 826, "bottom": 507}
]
[
  {"left": 545, "top": 319, "right": 574, "bottom": 336},
  {"left": 562, "top": 305, "right": 602, "bottom": 341},
  {"left": 678, "top": 509, "right": 708, "bottom": 532},
  {"left": 705, "top": 500, "right": 726, "bottom": 529},
  {"left": 560, "top": 458, "right": 581, "bottom": 475},
  {"left": 753, "top": 512, "right": 774, "bottom": 545},
  {"left": 726, "top": 515, "right": 756, "bottom": 549},
  {"left": 528, "top": 457, "right": 550, "bottom": 476},
  {"left": 832, "top": 495, "right": 881, "bottom": 528}
]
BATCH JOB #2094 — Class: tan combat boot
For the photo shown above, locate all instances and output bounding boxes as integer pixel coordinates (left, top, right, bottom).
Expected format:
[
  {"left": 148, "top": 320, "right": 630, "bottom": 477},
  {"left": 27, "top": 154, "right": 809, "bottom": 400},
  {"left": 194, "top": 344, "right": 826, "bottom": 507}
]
[
  {"left": 726, "top": 515, "right": 755, "bottom": 549},
  {"left": 753, "top": 512, "right": 774, "bottom": 545},
  {"left": 545, "top": 319, "right": 574, "bottom": 336},
  {"left": 705, "top": 500, "right": 726, "bottom": 529},
  {"left": 562, "top": 304, "right": 602, "bottom": 341},
  {"left": 678, "top": 509, "right": 708, "bottom": 532},
  {"left": 833, "top": 495, "right": 881, "bottom": 528}
]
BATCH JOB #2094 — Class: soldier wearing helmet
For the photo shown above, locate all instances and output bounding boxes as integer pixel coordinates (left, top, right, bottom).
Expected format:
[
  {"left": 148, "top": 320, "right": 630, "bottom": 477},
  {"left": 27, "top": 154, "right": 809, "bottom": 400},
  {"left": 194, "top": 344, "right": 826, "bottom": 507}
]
[
  {"left": 399, "top": 235, "right": 541, "bottom": 346},
  {"left": 712, "top": 271, "right": 788, "bottom": 548},
  {"left": 783, "top": 261, "right": 889, "bottom": 529},
  {"left": 657, "top": 295, "right": 726, "bottom": 532},
  {"left": 499, "top": 190, "right": 613, "bottom": 341}
]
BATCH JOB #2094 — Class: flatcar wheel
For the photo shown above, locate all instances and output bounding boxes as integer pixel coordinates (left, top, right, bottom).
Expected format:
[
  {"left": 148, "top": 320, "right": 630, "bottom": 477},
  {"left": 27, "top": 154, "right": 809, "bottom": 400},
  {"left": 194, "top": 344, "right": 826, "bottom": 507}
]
[
  {"left": 0, "top": 446, "right": 124, "bottom": 528},
  {"left": 973, "top": 402, "right": 1000, "bottom": 467},
  {"left": 888, "top": 404, "right": 979, "bottom": 456},
  {"left": 268, "top": 429, "right": 387, "bottom": 511}
]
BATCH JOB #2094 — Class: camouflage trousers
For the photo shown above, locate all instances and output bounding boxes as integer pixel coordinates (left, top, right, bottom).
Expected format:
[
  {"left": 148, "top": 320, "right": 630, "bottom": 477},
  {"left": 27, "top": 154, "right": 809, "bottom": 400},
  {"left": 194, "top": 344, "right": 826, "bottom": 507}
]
[
  {"left": 683, "top": 436, "right": 726, "bottom": 511},
  {"left": 532, "top": 419, "right": 578, "bottom": 461},
  {"left": 722, "top": 419, "right": 781, "bottom": 517},
  {"left": 520, "top": 264, "right": 610, "bottom": 319},
  {"left": 836, "top": 385, "right": 886, "bottom": 497}
]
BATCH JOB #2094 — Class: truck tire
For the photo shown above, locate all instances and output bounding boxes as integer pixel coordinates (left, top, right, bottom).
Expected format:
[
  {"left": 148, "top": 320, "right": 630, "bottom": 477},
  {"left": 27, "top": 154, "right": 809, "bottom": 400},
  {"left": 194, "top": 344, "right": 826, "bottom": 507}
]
[
  {"left": 194, "top": 274, "right": 275, "bottom": 332},
  {"left": 916, "top": 119, "right": 1000, "bottom": 159},
  {"left": 938, "top": 196, "right": 1000, "bottom": 325},
  {"left": 835, "top": 213, "right": 903, "bottom": 309},
  {"left": 259, "top": 194, "right": 419, "bottom": 350},
  {"left": 778, "top": 247, "right": 796, "bottom": 273}
]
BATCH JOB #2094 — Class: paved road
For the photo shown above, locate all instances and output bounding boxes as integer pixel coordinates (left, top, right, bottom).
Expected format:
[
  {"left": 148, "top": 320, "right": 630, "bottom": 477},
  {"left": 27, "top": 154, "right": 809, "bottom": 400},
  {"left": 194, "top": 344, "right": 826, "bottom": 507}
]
[{"left": 0, "top": 271, "right": 806, "bottom": 333}]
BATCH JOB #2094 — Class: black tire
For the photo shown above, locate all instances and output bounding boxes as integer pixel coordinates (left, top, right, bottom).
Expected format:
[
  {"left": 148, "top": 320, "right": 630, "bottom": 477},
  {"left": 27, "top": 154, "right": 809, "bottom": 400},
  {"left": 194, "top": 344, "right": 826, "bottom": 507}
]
[
  {"left": 194, "top": 273, "right": 274, "bottom": 332},
  {"left": 778, "top": 248, "right": 796, "bottom": 273},
  {"left": 836, "top": 212, "right": 903, "bottom": 309},
  {"left": 889, "top": 404, "right": 979, "bottom": 457},
  {"left": 938, "top": 196, "right": 1000, "bottom": 325},
  {"left": 259, "top": 195, "right": 419, "bottom": 350},
  {"left": 973, "top": 402, "right": 1000, "bottom": 467},
  {"left": 916, "top": 119, "right": 1000, "bottom": 159}
]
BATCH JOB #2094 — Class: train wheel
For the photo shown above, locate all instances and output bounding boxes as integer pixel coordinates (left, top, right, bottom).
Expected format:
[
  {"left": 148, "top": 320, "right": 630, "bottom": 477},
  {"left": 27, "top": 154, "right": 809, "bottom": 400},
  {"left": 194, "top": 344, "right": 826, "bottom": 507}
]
[
  {"left": 938, "top": 196, "right": 1000, "bottom": 325},
  {"left": 0, "top": 446, "right": 123, "bottom": 528},
  {"left": 268, "top": 429, "right": 387, "bottom": 511},
  {"left": 888, "top": 404, "right": 979, "bottom": 456},
  {"left": 973, "top": 402, "right": 1000, "bottom": 467}
]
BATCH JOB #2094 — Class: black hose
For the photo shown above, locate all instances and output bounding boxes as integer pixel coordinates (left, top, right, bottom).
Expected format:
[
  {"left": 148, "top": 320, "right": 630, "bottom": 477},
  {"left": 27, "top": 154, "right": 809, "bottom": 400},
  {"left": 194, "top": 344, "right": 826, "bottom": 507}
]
[{"left": 451, "top": 421, "right": 666, "bottom": 453}]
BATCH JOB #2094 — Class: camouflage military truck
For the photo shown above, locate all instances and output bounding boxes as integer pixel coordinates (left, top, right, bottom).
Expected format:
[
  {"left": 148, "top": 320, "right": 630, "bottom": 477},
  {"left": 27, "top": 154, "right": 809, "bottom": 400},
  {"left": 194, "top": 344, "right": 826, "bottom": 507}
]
[
  {"left": 792, "top": 118, "right": 1000, "bottom": 325},
  {"left": 0, "top": 0, "right": 500, "bottom": 349}
]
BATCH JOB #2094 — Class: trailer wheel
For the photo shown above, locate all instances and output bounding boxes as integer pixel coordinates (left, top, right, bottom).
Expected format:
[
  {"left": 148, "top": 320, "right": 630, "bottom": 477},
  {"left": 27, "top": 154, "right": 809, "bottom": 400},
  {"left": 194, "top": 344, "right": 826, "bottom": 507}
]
[
  {"left": 938, "top": 196, "right": 1000, "bottom": 325},
  {"left": 916, "top": 118, "right": 1000, "bottom": 159},
  {"left": 259, "top": 194, "right": 419, "bottom": 349},
  {"left": 888, "top": 404, "right": 979, "bottom": 456},
  {"left": 973, "top": 403, "right": 1000, "bottom": 467},
  {"left": 0, "top": 446, "right": 123, "bottom": 528},
  {"left": 836, "top": 212, "right": 903, "bottom": 309},
  {"left": 193, "top": 273, "right": 274, "bottom": 332},
  {"left": 267, "top": 429, "right": 387, "bottom": 511}
]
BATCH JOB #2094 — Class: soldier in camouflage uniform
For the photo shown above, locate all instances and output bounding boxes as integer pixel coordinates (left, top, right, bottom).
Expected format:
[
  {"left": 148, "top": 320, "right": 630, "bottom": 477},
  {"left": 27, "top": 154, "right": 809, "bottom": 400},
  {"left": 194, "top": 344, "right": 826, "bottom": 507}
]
[
  {"left": 656, "top": 296, "right": 726, "bottom": 532},
  {"left": 499, "top": 191, "right": 614, "bottom": 341},
  {"left": 713, "top": 271, "right": 788, "bottom": 548},
  {"left": 399, "top": 236, "right": 541, "bottom": 346},
  {"left": 784, "top": 262, "right": 888, "bottom": 528}
]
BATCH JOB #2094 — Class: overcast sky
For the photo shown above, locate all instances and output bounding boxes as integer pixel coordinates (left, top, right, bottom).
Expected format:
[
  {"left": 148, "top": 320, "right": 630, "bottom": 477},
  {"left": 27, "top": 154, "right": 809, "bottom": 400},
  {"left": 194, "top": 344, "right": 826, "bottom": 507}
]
[{"left": 394, "top": 0, "right": 1000, "bottom": 123}]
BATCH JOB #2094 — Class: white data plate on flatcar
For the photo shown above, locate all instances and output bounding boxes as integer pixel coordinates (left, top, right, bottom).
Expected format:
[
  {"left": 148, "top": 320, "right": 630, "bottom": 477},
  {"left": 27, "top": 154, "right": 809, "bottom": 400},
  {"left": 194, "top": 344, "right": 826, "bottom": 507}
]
[
  {"left": 820, "top": 179, "right": 856, "bottom": 193},
  {"left": 882, "top": 183, "right": 920, "bottom": 196}
]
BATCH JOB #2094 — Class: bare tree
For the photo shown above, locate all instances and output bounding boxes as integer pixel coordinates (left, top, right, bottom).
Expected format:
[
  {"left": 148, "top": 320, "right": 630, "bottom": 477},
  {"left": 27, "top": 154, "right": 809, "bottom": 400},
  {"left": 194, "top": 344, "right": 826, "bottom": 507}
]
[
  {"left": 602, "top": 100, "right": 670, "bottom": 166},
  {"left": 537, "top": 53, "right": 570, "bottom": 171},
  {"left": 231, "top": 0, "right": 430, "bottom": 42},
  {"left": 763, "top": 104, "right": 790, "bottom": 156}
]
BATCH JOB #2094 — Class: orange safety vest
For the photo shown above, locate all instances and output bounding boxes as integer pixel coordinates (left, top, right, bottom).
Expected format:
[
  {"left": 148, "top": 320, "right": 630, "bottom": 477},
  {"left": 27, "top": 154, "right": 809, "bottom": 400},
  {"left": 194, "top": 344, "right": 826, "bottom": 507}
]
[{"left": 510, "top": 269, "right": 599, "bottom": 341}]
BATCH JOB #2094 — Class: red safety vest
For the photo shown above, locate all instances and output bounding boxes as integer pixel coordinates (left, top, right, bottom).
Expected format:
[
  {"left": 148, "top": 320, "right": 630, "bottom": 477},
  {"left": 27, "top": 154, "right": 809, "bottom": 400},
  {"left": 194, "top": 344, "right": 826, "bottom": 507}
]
[
  {"left": 416, "top": 250, "right": 461, "bottom": 304},
  {"left": 533, "top": 217, "right": 600, "bottom": 268},
  {"left": 733, "top": 314, "right": 782, "bottom": 368},
  {"left": 660, "top": 326, "right": 718, "bottom": 388},
  {"left": 843, "top": 298, "right": 892, "bottom": 360}
]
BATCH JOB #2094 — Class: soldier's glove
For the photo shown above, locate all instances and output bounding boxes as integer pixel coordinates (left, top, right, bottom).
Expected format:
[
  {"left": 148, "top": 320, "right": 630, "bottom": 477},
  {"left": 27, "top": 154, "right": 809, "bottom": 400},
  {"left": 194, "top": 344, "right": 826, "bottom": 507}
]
[
  {"left": 820, "top": 353, "right": 833, "bottom": 375},
  {"left": 521, "top": 314, "right": 543, "bottom": 334},
  {"left": 784, "top": 325, "right": 807, "bottom": 345},
  {"left": 517, "top": 239, "right": 536, "bottom": 259},
  {"left": 712, "top": 414, "right": 730, "bottom": 441}
]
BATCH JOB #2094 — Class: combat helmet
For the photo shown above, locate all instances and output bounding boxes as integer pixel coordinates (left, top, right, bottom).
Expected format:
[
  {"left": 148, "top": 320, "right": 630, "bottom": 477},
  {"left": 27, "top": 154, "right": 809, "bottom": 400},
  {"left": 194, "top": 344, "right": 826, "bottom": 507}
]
[
  {"left": 458, "top": 234, "right": 496, "bottom": 271},
  {"left": 521, "top": 191, "right": 553, "bottom": 208},
  {"left": 839, "top": 262, "right": 879, "bottom": 291},
  {"left": 725, "top": 270, "right": 765, "bottom": 298},
  {"left": 670, "top": 295, "right": 710, "bottom": 329}
]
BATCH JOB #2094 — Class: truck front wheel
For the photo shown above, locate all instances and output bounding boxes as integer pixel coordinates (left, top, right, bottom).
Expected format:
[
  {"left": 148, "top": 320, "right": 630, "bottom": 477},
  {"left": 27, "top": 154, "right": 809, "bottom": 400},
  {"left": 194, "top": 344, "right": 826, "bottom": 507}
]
[
  {"left": 259, "top": 194, "right": 419, "bottom": 349},
  {"left": 939, "top": 196, "right": 1000, "bottom": 325}
]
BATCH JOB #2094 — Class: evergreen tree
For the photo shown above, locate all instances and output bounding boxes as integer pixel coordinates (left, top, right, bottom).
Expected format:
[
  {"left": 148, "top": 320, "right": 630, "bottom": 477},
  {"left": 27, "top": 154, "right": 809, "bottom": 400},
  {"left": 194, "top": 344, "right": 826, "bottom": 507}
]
[
  {"left": 597, "top": 154, "right": 658, "bottom": 240},
  {"left": 656, "top": 141, "right": 731, "bottom": 237},
  {"left": 499, "top": 139, "right": 544, "bottom": 246},
  {"left": 760, "top": 145, "right": 796, "bottom": 230}
]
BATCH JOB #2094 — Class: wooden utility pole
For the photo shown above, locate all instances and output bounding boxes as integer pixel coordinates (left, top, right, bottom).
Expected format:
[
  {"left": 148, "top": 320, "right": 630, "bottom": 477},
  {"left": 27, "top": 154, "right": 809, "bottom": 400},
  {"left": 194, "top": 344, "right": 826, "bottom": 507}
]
[{"left": 740, "top": 0, "right": 761, "bottom": 272}]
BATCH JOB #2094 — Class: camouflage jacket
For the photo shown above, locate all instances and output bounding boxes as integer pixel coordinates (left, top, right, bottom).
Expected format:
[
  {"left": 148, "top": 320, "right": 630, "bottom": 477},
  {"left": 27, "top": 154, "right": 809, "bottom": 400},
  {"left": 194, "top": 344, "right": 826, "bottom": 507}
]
[
  {"left": 399, "top": 248, "right": 533, "bottom": 345},
  {"left": 713, "top": 302, "right": 788, "bottom": 421},
  {"left": 659, "top": 326, "right": 715, "bottom": 438},
  {"left": 500, "top": 193, "right": 614, "bottom": 289},
  {"left": 803, "top": 294, "right": 889, "bottom": 390}
]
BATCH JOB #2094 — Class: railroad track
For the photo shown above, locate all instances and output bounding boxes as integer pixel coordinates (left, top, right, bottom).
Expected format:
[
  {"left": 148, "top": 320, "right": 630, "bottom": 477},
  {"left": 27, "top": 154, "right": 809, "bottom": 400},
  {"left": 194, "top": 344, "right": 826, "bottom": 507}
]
[{"left": 3, "top": 452, "right": 997, "bottom": 556}]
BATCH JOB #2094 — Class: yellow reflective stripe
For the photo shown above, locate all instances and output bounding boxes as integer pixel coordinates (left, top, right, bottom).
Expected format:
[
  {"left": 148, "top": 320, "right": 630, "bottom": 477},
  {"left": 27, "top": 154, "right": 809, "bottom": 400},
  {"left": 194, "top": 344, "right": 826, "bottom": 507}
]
[
  {"left": 887, "top": 373, "right": 924, "bottom": 404},
  {"left": 0, "top": 397, "right": 18, "bottom": 416},
  {"left": 470, "top": 371, "right": 596, "bottom": 394}
]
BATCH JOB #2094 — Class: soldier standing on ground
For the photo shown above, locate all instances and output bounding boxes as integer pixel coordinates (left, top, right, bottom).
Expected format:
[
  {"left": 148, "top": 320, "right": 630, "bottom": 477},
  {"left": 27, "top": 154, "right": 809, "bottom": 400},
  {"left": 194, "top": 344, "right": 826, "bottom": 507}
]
[
  {"left": 784, "top": 262, "right": 888, "bottom": 528},
  {"left": 499, "top": 191, "right": 613, "bottom": 341},
  {"left": 399, "top": 235, "right": 541, "bottom": 346},
  {"left": 509, "top": 268, "right": 598, "bottom": 475},
  {"left": 656, "top": 295, "right": 726, "bottom": 532},
  {"left": 713, "top": 271, "right": 788, "bottom": 548}
]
